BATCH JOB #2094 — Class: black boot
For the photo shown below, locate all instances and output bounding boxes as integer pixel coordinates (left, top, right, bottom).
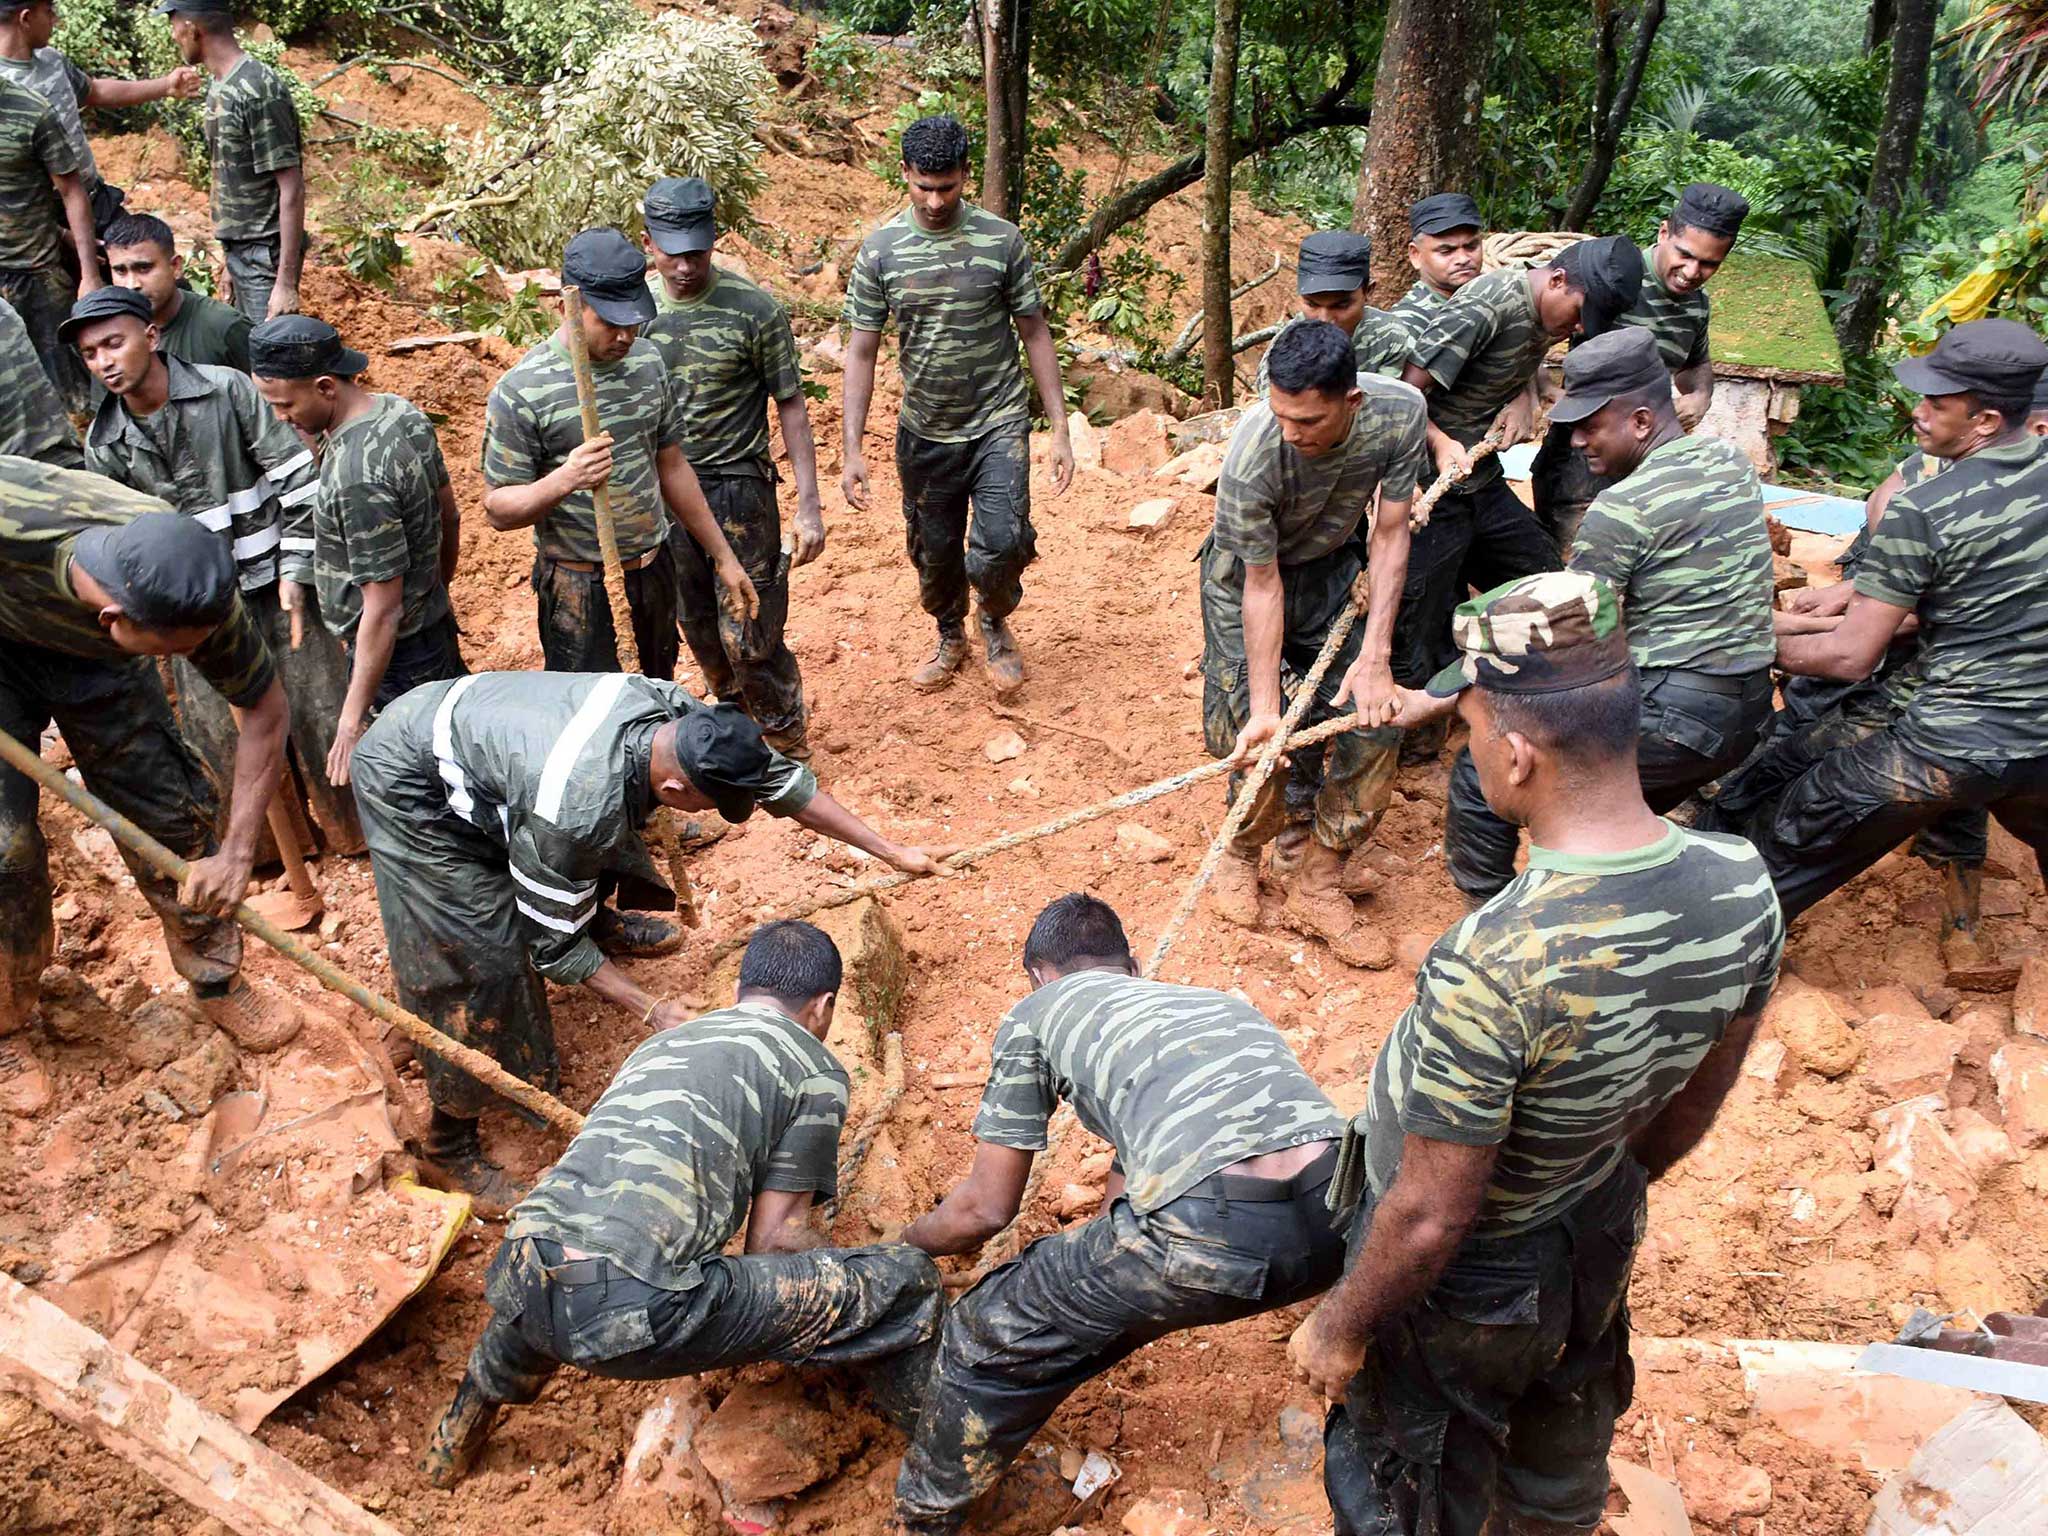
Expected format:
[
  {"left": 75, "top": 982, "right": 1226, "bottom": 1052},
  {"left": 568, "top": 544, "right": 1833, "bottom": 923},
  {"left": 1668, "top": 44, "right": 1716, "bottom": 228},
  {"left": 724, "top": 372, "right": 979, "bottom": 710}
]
[
  {"left": 593, "top": 905, "right": 682, "bottom": 958},
  {"left": 421, "top": 1370, "right": 501, "bottom": 1489},
  {"left": 413, "top": 1109, "right": 526, "bottom": 1218}
]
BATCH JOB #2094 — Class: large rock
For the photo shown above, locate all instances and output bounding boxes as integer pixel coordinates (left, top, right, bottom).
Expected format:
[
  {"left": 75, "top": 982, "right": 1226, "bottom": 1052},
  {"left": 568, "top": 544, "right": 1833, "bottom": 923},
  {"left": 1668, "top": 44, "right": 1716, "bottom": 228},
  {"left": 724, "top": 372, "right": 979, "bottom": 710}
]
[
  {"left": 2013, "top": 954, "right": 2048, "bottom": 1039},
  {"left": 1870, "top": 1096, "right": 1977, "bottom": 1242},
  {"left": 1675, "top": 1450, "right": 1771, "bottom": 1527},
  {"left": 1067, "top": 410, "right": 1103, "bottom": 472},
  {"left": 1990, "top": 1038, "right": 2048, "bottom": 1149},
  {"left": 1155, "top": 440, "right": 1226, "bottom": 493},
  {"left": 694, "top": 1379, "right": 861, "bottom": 1502},
  {"left": 1765, "top": 980, "right": 1863, "bottom": 1078},
  {"left": 1102, "top": 410, "right": 1176, "bottom": 478},
  {"left": 1948, "top": 1105, "right": 2022, "bottom": 1178},
  {"left": 1072, "top": 361, "right": 1194, "bottom": 421},
  {"left": 1862, "top": 1015, "right": 1966, "bottom": 1104},
  {"left": 1121, "top": 1490, "right": 1214, "bottom": 1536}
]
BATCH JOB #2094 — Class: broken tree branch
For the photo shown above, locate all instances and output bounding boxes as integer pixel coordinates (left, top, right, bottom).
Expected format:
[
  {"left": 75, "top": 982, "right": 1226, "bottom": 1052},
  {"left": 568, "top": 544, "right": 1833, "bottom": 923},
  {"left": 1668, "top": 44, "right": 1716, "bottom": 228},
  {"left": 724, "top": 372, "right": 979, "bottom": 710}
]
[{"left": 1161, "top": 253, "right": 1284, "bottom": 366}]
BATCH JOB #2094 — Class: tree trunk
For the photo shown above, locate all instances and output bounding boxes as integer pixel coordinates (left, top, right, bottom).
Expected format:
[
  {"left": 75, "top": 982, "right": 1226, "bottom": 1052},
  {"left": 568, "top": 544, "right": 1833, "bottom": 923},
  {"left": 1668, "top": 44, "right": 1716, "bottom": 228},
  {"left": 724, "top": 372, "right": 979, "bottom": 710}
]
[
  {"left": 1865, "top": 0, "right": 1897, "bottom": 51},
  {"left": 1355, "top": 0, "right": 1499, "bottom": 308},
  {"left": 1560, "top": 0, "right": 1666, "bottom": 231},
  {"left": 1834, "top": 0, "right": 1935, "bottom": 354},
  {"left": 1202, "top": 0, "right": 1243, "bottom": 406},
  {"left": 980, "top": 0, "right": 1032, "bottom": 220}
]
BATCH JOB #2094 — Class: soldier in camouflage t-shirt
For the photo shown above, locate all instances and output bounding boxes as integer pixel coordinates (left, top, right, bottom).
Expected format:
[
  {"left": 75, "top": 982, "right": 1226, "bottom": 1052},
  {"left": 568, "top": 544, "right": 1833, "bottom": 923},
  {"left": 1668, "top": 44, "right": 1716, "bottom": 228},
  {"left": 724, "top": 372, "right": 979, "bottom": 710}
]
[
  {"left": 1253, "top": 231, "right": 1413, "bottom": 390},
  {"left": 893, "top": 895, "right": 1347, "bottom": 1534},
  {"left": 0, "top": 294, "right": 78, "bottom": 467},
  {"left": 1447, "top": 329, "right": 1777, "bottom": 900},
  {"left": 421, "top": 922, "right": 944, "bottom": 1489},
  {"left": 642, "top": 177, "right": 819, "bottom": 758},
  {"left": 251, "top": 315, "right": 466, "bottom": 789},
  {"left": 1531, "top": 183, "right": 1748, "bottom": 552},
  {"left": 1289, "top": 571, "right": 1783, "bottom": 1536},
  {"left": 1390, "top": 192, "right": 1486, "bottom": 328},
  {"left": 0, "top": 69, "right": 96, "bottom": 413},
  {"left": 841, "top": 114, "right": 1072, "bottom": 696},
  {"left": 1717, "top": 320, "right": 2048, "bottom": 926},
  {"left": 1200, "top": 319, "right": 1426, "bottom": 968}
]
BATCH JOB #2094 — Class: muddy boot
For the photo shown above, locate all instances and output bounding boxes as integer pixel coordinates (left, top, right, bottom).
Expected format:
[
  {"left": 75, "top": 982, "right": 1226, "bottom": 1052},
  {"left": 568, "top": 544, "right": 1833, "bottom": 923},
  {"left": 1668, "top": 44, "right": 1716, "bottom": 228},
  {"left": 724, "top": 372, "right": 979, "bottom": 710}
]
[
  {"left": 413, "top": 1109, "right": 526, "bottom": 1218},
  {"left": 1211, "top": 844, "right": 1264, "bottom": 928},
  {"left": 978, "top": 609, "right": 1025, "bottom": 697},
  {"left": 421, "top": 1370, "right": 502, "bottom": 1490},
  {"left": 1284, "top": 842, "right": 1394, "bottom": 970},
  {"left": 200, "top": 977, "right": 302, "bottom": 1052},
  {"left": 1269, "top": 823, "right": 1310, "bottom": 879},
  {"left": 1937, "top": 863, "right": 2020, "bottom": 990},
  {"left": 910, "top": 627, "right": 968, "bottom": 691},
  {"left": 764, "top": 723, "right": 812, "bottom": 763},
  {"left": 1339, "top": 846, "right": 1387, "bottom": 897},
  {"left": 594, "top": 906, "right": 683, "bottom": 959},
  {"left": 1400, "top": 716, "right": 1450, "bottom": 767},
  {"left": 0, "top": 1034, "right": 53, "bottom": 1117}
]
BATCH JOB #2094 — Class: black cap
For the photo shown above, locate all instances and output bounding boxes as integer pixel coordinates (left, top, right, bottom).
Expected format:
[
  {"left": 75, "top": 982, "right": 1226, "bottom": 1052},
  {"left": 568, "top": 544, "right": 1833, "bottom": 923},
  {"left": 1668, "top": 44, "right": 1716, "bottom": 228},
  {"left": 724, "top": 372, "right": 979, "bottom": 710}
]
[
  {"left": 2033, "top": 369, "right": 2048, "bottom": 413},
  {"left": 1296, "top": 231, "right": 1370, "bottom": 296},
  {"left": 1410, "top": 193, "right": 1483, "bottom": 237},
  {"left": 675, "top": 703, "right": 777, "bottom": 823},
  {"left": 1554, "top": 234, "right": 1643, "bottom": 339},
  {"left": 1673, "top": 182, "right": 1751, "bottom": 239},
  {"left": 59, "top": 285, "right": 153, "bottom": 345},
  {"left": 563, "top": 228, "right": 656, "bottom": 328},
  {"left": 1549, "top": 326, "right": 1669, "bottom": 424},
  {"left": 72, "top": 512, "right": 238, "bottom": 631},
  {"left": 1893, "top": 319, "right": 2048, "bottom": 404},
  {"left": 248, "top": 314, "right": 369, "bottom": 379},
  {"left": 154, "top": 0, "right": 231, "bottom": 14},
  {"left": 643, "top": 177, "right": 716, "bottom": 256}
]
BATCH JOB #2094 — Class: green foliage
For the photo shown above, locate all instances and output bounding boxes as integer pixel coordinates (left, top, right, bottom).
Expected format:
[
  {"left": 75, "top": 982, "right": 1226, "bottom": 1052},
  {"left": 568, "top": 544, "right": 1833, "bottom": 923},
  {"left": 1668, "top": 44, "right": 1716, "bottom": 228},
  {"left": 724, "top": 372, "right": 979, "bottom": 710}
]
[
  {"left": 1951, "top": 0, "right": 2048, "bottom": 118},
  {"left": 1775, "top": 354, "right": 1913, "bottom": 489},
  {"left": 430, "top": 258, "right": 554, "bottom": 343},
  {"left": 1901, "top": 202, "right": 2048, "bottom": 347},
  {"left": 447, "top": 12, "right": 770, "bottom": 271},
  {"left": 825, "top": 0, "right": 919, "bottom": 33},
  {"left": 809, "top": 25, "right": 881, "bottom": 97},
  {"left": 338, "top": 223, "right": 407, "bottom": 286},
  {"left": 872, "top": 86, "right": 985, "bottom": 187}
]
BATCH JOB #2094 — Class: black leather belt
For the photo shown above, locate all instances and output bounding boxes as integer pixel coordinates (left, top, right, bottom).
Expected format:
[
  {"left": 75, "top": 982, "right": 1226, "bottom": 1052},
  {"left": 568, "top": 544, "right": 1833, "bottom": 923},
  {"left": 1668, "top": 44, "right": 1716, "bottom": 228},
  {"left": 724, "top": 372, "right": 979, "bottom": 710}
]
[{"left": 1648, "top": 666, "right": 1768, "bottom": 698}]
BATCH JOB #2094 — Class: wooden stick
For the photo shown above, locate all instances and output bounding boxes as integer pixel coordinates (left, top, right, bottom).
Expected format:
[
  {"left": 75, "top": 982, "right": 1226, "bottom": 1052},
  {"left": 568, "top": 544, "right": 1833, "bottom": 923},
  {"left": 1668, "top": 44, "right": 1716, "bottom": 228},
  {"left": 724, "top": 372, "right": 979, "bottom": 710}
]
[
  {"left": 0, "top": 723, "right": 585, "bottom": 1136},
  {"left": 560, "top": 286, "right": 643, "bottom": 678},
  {"left": 0, "top": 1274, "right": 406, "bottom": 1536}
]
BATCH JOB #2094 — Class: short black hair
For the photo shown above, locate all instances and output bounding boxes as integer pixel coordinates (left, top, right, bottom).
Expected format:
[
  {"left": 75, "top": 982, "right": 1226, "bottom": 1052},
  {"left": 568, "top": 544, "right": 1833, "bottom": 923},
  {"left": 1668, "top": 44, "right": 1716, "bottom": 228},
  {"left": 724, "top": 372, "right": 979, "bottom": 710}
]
[
  {"left": 103, "top": 212, "right": 177, "bottom": 257},
  {"left": 1965, "top": 389, "right": 2033, "bottom": 430},
  {"left": 1611, "top": 381, "right": 1678, "bottom": 422},
  {"left": 901, "top": 115, "right": 970, "bottom": 176},
  {"left": 1265, "top": 319, "right": 1357, "bottom": 399},
  {"left": 737, "top": 920, "right": 843, "bottom": 1007},
  {"left": 1022, "top": 893, "right": 1134, "bottom": 975},
  {"left": 1482, "top": 663, "right": 1642, "bottom": 762}
]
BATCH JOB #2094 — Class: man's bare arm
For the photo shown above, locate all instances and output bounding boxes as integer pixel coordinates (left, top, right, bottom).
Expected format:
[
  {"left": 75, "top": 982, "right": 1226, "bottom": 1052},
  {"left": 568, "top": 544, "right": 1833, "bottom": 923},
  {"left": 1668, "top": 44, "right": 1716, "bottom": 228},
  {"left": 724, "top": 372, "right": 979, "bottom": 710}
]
[
  {"left": 746, "top": 1187, "right": 826, "bottom": 1254},
  {"left": 839, "top": 328, "right": 883, "bottom": 511},
  {"left": 1775, "top": 590, "right": 1912, "bottom": 680},
  {"left": 902, "top": 1142, "right": 1035, "bottom": 1256}
]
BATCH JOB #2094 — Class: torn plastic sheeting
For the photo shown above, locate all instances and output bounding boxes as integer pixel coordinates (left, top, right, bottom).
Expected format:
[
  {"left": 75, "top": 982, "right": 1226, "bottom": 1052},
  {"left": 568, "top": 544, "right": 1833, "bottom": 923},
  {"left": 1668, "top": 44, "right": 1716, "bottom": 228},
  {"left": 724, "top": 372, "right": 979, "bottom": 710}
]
[{"left": 1864, "top": 1399, "right": 2048, "bottom": 1536}]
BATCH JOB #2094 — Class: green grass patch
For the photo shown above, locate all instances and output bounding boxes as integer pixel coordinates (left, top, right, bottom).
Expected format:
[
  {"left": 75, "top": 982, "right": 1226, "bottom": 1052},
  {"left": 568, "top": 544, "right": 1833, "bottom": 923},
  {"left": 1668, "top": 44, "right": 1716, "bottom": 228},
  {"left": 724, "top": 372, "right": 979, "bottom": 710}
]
[{"left": 1708, "top": 248, "right": 1844, "bottom": 379}]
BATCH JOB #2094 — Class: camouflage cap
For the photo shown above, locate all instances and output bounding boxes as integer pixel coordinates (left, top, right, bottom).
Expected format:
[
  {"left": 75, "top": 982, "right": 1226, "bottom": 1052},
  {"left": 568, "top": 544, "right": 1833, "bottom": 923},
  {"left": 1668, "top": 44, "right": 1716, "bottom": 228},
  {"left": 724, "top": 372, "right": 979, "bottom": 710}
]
[{"left": 1424, "top": 570, "right": 1632, "bottom": 698}]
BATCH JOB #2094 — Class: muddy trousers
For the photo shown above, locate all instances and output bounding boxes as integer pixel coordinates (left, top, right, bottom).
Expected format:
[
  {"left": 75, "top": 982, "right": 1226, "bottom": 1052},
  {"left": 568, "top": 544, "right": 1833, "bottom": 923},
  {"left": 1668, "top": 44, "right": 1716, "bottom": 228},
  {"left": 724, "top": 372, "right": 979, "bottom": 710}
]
[
  {"left": 466, "top": 1236, "right": 944, "bottom": 1431},
  {"left": 1198, "top": 539, "right": 1401, "bottom": 854},
  {"left": 173, "top": 581, "right": 363, "bottom": 856},
  {"left": 897, "top": 421, "right": 1036, "bottom": 632},
  {"left": 1445, "top": 667, "right": 1774, "bottom": 899},
  {"left": 894, "top": 1147, "right": 1347, "bottom": 1534},
  {"left": 0, "top": 263, "right": 90, "bottom": 415},
  {"left": 221, "top": 235, "right": 281, "bottom": 325},
  {"left": 1394, "top": 477, "right": 1562, "bottom": 686},
  {"left": 1324, "top": 1157, "right": 1645, "bottom": 1536},
  {"left": 0, "top": 643, "right": 240, "bottom": 1030},
  {"left": 348, "top": 608, "right": 469, "bottom": 712},
  {"left": 534, "top": 541, "right": 681, "bottom": 680},
  {"left": 1700, "top": 702, "right": 2048, "bottom": 923},
  {"left": 672, "top": 473, "right": 806, "bottom": 751}
]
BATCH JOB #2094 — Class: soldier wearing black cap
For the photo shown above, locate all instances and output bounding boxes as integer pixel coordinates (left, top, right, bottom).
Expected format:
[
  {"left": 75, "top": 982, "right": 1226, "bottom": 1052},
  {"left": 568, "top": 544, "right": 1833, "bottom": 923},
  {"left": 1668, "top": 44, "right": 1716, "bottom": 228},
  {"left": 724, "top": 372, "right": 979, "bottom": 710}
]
[
  {"left": 1443, "top": 328, "right": 1777, "bottom": 901},
  {"left": 0, "top": 461, "right": 301, "bottom": 1113},
  {"left": 1392, "top": 193, "right": 1485, "bottom": 329},
  {"left": 641, "top": 176, "right": 822, "bottom": 759},
  {"left": 1255, "top": 231, "right": 1414, "bottom": 387},
  {"left": 69, "top": 284, "right": 364, "bottom": 855},
  {"left": 1704, "top": 319, "right": 2048, "bottom": 923},
  {"left": 1395, "top": 234, "right": 1641, "bottom": 691},
  {"left": 1531, "top": 181, "right": 1751, "bottom": 553},
  {"left": 251, "top": 315, "right": 466, "bottom": 783},
  {"left": 348, "top": 670, "right": 949, "bottom": 1208}
]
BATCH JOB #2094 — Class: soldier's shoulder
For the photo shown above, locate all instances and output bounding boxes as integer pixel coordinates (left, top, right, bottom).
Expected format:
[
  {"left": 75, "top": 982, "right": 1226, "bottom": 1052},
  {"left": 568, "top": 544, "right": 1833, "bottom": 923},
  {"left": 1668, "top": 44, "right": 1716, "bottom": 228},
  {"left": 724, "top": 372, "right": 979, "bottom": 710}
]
[
  {"left": 961, "top": 204, "right": 1027, "bottom": 245},
  {"left": 1358, "top": 370, "right": 1427, "bottom": 420},
  {"left": 0, "top": 71, "right": 53, "bottom": 121},
  {"left": 493, "top": 338, "right": 561, "bottom": 393},
  {"left": 0, "top": 453, "right": 163, "bottom": 514},
  {"left": 716, "top": 265, "right": 784, "bottom": 311},
  {"left": 1669, "top": 826, "right": 1778, "bottom": 903}
]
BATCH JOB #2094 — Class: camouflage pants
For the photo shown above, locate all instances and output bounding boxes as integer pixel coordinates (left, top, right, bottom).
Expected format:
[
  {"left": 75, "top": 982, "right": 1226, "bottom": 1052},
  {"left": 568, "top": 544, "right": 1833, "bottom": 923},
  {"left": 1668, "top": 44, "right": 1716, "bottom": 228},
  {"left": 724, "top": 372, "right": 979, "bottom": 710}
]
[
  {"left": 0, "top": 264, "right": 90, "bottom": 416},
  {"left": 897, "top": 421, "right": 1036, "bottom": 631},
  {"left": 1324, "top": 1157, "right": 1645, "bottom": 1536},
  {"left": 467, "top": 1235, "right": 943, "bottom": 1432},
  {"left": 1701, "top": 698, "right": 2048, "bottom": 922},
  {"left": 1528, "top": 420, "right": 1613, "bottom": 558},
  {"left": 1199, "top": 539, "right": 1402, "bottom": 854},
  {"left": 221, "top": 236, "right": 279, "bottom": 324},
  {"left": 1395, "top": 476, "right": 1562, "bottom": 687},
  {"left": 1, "top": 643, "right": 240, "bottom": 1031},
  {"left": 672, "top": 472, "right": 806, "bottom": 752},
  {"left": 533, "top": 540, "right": 680, "bottom": 681},
  {"left": 895, "top": 1149, "right": 1345, "bottom": 1533},
  {"left": 173, "top": 580, "right": 363, "bottom": 856},
  {"left": 1445, "top": 667, "right": 1774, "bottom": 899},
  {"left": 350, "top": 691, "right": 555, "bottom": 1120}
]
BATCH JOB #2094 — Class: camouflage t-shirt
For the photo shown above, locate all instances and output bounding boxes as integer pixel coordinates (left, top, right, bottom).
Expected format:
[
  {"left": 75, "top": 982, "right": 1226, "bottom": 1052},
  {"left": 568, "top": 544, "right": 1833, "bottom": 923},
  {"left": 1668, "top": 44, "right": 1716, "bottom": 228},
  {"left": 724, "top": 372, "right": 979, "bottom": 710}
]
[
  {"left": 973, "top": 969, "right": 1345, "bottom": 1215},
  {"left": 1614, "top": 245, "right": 1710, "bottom": 373},
  {"left": 644, "top": 266, "right": 803, "bottom": 479},
  {"left": 1858, "top": 433, "right": 2048, "bottom": 763},
  {"left": 1362, "top": 822, "right": 1783, "bottom": 1236},
  {"left": 1255, "top": 308, "right": 1414, "bottom": 390},
  {"left": 203, "top": 55, "right": 301, "bottom": 242},
  {"left": 306, "top": 393, "right": 452, "bottom": 641},
  {"left": 158, "top": 290, "right": 253, "bottom": 373},
  {"left": 0, "top": 75, "right": 78, "bottom": 270},
  {"left": 0, "top": 49, "right": 99, "bottom": 192},
  {"left": 1211, "top": 377, "right": 1429, "bottom": 567},
  {"left": 843, "top": 203, "right": 1041, "bottom": 443},
  {"left": 1389, "top": 279, "right": 1454, "bottom": 330},
  {"left": 0, "top": 455, "right": 275, "bottom": 704},
  {"left": 1409, "top": 268, "right": 1556, "bottom": 491},
  {"left": 1568, "top": 434, "right": 1775, "bottom": 675},
  {"left": 484, "top": 334, "right": 680, "bottom": 564},
  {"left": 0, "top": 296, "right": 80, "bottom": 468},
  {"left": 509, "top": 1001, "right": 847, "bottom": 1289}
]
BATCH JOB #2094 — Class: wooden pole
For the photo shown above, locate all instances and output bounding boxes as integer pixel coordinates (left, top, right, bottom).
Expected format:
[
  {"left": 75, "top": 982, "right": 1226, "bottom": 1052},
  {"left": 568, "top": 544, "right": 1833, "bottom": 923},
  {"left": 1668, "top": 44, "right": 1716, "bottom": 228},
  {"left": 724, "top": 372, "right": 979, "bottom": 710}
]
[
  {"left": 0, "top": 723, "right": 585, "bottom": 1136},
  {"left": 0, "top": 1274, "right": 406, "bottom": 1536}
]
